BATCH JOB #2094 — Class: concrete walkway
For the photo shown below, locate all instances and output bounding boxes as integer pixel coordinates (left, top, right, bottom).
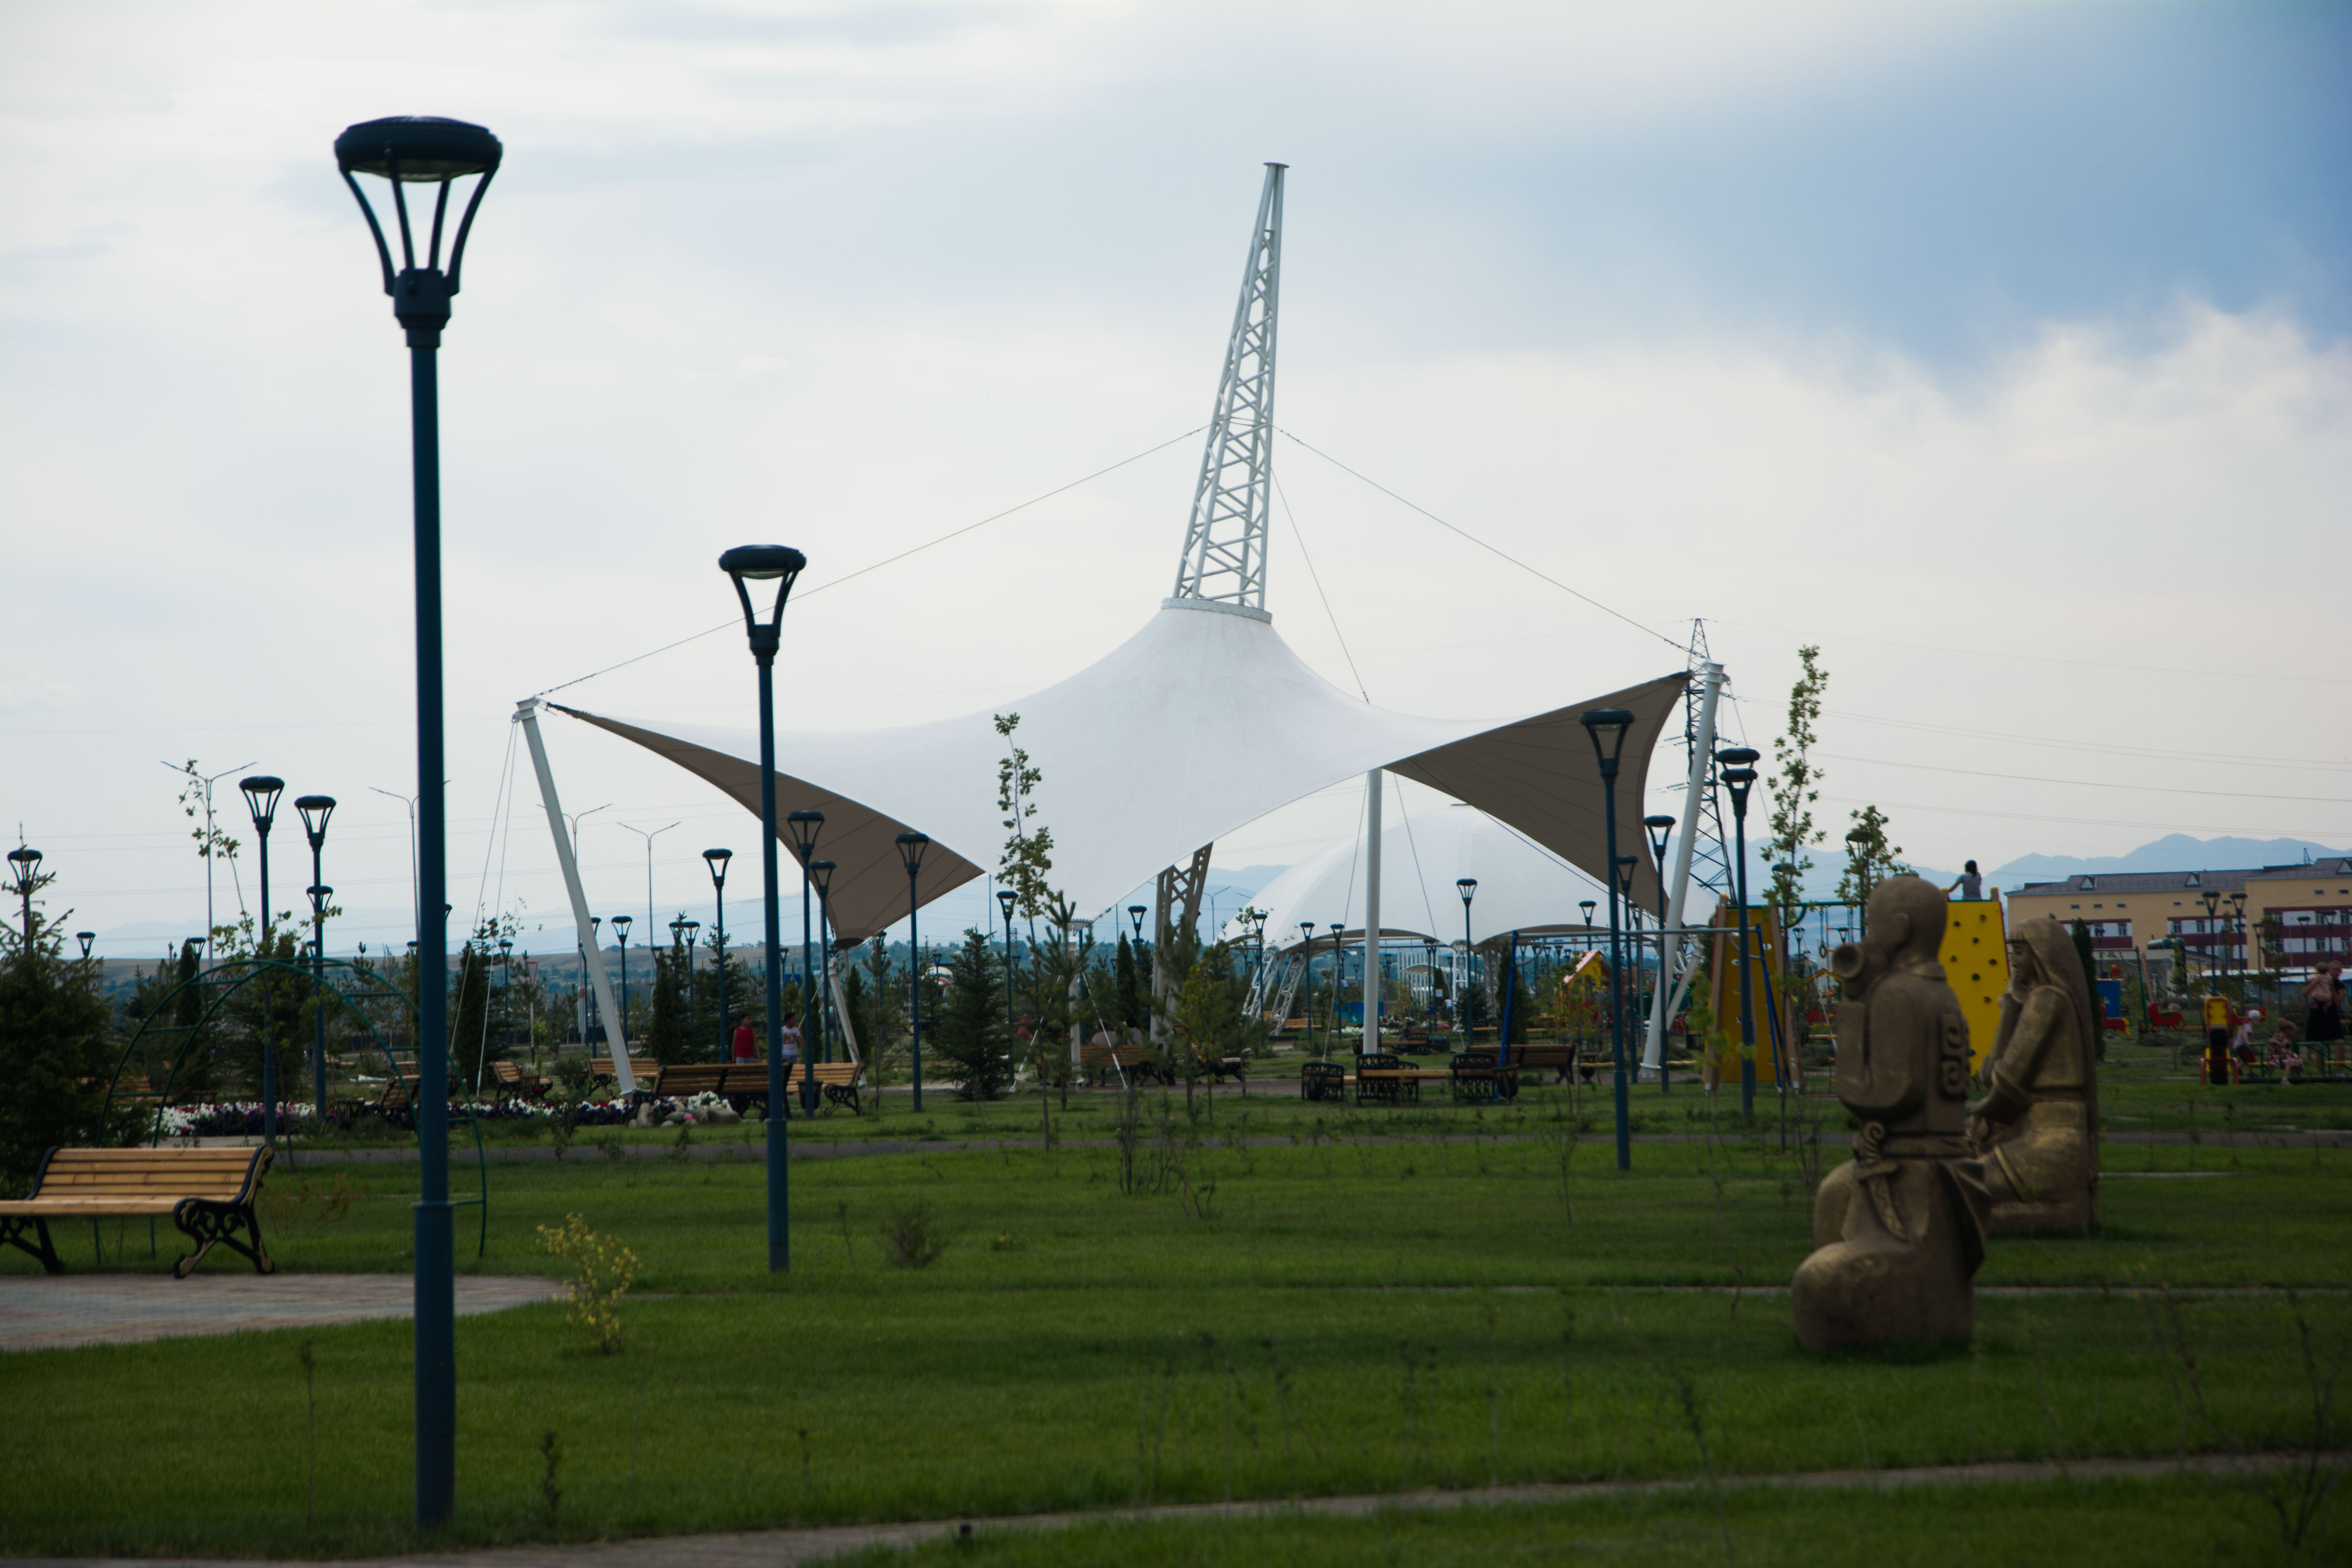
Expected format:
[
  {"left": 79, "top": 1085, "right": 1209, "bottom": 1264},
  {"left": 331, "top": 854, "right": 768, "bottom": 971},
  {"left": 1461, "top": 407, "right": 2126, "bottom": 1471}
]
[
  {"left": 10, "top": 1450, "right": 2345, "bottom": 1567},
  {"left": 0, "top": 1274, "right": 559, "bottom": 1352}
]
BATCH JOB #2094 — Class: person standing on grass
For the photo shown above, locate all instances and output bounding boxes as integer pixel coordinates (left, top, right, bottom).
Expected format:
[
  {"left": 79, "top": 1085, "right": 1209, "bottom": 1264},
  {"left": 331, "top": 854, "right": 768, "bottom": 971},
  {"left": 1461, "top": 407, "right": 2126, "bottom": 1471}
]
[
  {"left": 2305, "top": 959, "right": 2345, "bottom": 1073},
  {"left": 732, "top": 1014, "right": 757, "bottom": 1062},
  {"left": 1945, "top": 860, "right": 1984, "bottom": 900}
]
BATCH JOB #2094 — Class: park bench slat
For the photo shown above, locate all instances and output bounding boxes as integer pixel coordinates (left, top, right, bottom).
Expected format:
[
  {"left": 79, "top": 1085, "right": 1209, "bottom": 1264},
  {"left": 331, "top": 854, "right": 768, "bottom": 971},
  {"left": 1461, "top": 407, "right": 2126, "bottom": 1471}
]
[{"left": 0, "top": 1145, "right": 276, "bottom": 1278}]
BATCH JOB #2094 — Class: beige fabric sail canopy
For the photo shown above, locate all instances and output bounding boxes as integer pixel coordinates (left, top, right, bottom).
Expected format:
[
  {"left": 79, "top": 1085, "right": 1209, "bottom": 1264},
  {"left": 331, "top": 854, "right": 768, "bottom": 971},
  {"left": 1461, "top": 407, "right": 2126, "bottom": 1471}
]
[{"left": 555, "top": 599, "right": 1682, "bottom": 944}]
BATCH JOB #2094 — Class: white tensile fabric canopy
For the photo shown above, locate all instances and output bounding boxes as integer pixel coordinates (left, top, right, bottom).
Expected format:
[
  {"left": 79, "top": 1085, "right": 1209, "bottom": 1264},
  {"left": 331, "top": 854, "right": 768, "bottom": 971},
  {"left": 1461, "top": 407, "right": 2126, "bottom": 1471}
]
[
  {"left": 1229, "top": 800, "right": 1627, "bottom": 953},
  {"left": 557, "top": 600, "right": 1683, "bottom": 944}
]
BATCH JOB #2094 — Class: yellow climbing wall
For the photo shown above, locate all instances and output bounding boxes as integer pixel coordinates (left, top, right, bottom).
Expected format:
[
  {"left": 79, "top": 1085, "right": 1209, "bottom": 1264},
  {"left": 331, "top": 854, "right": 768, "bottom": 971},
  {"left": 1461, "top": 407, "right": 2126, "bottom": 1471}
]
[{"left": 1940, "top": 899, "right": 2008, "bottom": 1072}]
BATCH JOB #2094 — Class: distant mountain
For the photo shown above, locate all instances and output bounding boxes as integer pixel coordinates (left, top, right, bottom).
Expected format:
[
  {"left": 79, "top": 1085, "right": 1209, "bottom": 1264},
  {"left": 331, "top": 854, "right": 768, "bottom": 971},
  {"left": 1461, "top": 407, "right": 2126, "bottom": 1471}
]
[{"left": 1990, "top": 835, "right": 2352, "bottom": 890}]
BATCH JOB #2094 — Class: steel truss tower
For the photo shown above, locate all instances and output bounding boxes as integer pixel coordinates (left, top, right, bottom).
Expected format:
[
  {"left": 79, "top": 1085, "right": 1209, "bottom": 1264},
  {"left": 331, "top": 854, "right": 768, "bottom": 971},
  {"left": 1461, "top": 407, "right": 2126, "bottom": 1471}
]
[
  {"left": 1170, "top": 162, "right": 1285, "bottom": 615},
  {"left": 1151, "top": 163, "right": 1290, "bottom": 1023}
]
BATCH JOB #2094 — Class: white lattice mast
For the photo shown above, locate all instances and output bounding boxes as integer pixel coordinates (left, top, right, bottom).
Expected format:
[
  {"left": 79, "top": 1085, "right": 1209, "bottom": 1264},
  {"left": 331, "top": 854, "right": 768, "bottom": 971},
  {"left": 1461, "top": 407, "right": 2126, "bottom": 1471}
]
[{"left": 1170, "top": 162, "right": 1285, "bottom": 615}]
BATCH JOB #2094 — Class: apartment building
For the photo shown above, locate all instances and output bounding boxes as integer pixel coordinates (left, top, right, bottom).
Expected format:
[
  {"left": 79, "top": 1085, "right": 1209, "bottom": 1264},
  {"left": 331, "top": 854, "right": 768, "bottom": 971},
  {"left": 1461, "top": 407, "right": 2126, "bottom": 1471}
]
[{"left": 2005, "top": 858, "right": 2352, "bottom": 976}]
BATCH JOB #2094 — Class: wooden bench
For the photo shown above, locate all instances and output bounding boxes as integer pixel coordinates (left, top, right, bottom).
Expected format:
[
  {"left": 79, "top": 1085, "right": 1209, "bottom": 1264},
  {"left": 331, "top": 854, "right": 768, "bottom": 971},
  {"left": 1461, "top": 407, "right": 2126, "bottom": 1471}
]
[
  {"left": 1352, "top": 1053, "right": 1413, "bottom": 1106},
  {"left": 652, "top": 1060, "right": 867, "bottom": 1114},
  {"left": 491, "top": 1060, "right": 548, "bottom": 1100},
  {"left": 1448, "top": 1050, "right": 1519, "bottom": 1103},
  {"left": 588, "top": 1056, "right": 658, "bottom": 1087},
  {"left": 1299, "top": 1060, "right": 1347, "bottom": 1102},
  {"left": 0, "top": 1146, "right": 276, "bottom": 1277},
  {"left": 1079, "top": 1040, "right": 1173, "bottom": 1087},
  {"left": 1504, "top": 1044, "right": 1581, "bottom": 1082}
]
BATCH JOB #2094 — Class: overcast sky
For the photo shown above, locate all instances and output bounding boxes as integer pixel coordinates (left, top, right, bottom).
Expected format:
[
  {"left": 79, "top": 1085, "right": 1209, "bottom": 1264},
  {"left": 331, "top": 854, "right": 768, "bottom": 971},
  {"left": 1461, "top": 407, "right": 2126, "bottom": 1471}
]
[{"left": 4, "top": 0, "right": 2347, "bottom": 960}]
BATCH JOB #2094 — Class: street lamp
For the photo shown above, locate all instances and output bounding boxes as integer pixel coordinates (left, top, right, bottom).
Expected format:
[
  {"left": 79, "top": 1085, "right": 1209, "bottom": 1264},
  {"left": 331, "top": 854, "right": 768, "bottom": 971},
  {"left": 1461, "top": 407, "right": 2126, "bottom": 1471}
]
[
  {"left": 6, "top": 847, "right": 39, "bottom": 940},
  {"left": 240, "top": 776, "right": 285, "bottom": 1145},
  {"left": 1643, "top": 814, "right": 1675, "bottom": 1088},
  {"left": 1717, "top": 747, "right": 1762, "bottom": 1120},
  {"left": 611, "top": 915, "right": 633, "bottom": 1056},
  {"left": 704, "top": 849, "right": 733, "bottom": 1062},
  {"left": 997, "top": 887, "right": 1020, "bottom": 1034},
  {"left": 681, "top": 918, "right": 702, "bottom": 1034},
  {"left": 2227, "top": 891, "right": 2248, "bottom": 975},
  {"left": 1456, "top": 878, "right": 1478, "bottom": 1046},
  {"left": 296, "top": 795, "right": 337, "bottom": 1111},
  {"left": 619, "top": 822, "right": 678, "bottom": 1007},
  {"left": 784, "top": 811, "right": 825, "bottom": 1077},
  {"left": 1329, "top": 921, "right": 1347, "bottom": 1047},
  {"left": 76, "top": 931, "right": 95, "bottom": 961},
  {"left": 720, "top": 540, "right": 809, "bottom": 1276},
  {"left": 336, "top": 114, "right": 502, "bottom": 1527},
  {"left": 808, "top": 860, "right": 837, "bottom": 1114},
  {"left": 1578, "top": 707, "right": 1636, "bottom": 1171},
  {"left": 897, "top": 833, "right": 930, "bottom": 1111}
]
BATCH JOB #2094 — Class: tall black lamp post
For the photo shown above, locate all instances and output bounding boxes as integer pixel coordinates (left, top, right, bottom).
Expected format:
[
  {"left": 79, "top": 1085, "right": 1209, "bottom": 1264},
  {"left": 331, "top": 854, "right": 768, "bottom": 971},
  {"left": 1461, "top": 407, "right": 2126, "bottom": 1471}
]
[
  {"left": 611, "top": 915, "right": 633, "bottom": 1055},
  {"left": 998, "top": 888, "right": 1019, "bottom": 1033},
  {"left": 1577, "top": 708, "right": 1636, "bottom": 1171},
  {"left": 2228, "top": 891, "right": 2248, "bottom": 974},
  {"left": 1455, "top": 877, "right": 1478, "bottom": 1045},
  {"left": 297, "top": 795, "right": 337, "bottom": 1110},
  {"left": 334, "top": 111, "right": 499, "bottom": 1531},
  {"left": 2199, "top": 889, "right": 2220, "bottom": 982},
  {"left": 1644, "top": 814, "right": 1675, "bottom": 1087},
  {"left": 240, "top": 777, "right": 285, "bottom": 1143},
  {"left": 1717, "top": 748, "right": 1762, "bottom": 1119},
  {"left": 785, "top": 811, "right": 825, "bottom": 1083},
  {"left": 7, "top": 847, "right": 40, "bottom": 942},
  {"left": 704, "top": 849, "right": 733, "bottom": 1060},
  {"left": 681, "top": 918, "right": 701, "bottom": 1031},
  {"left": 808, "top": 860, "right": 837, "bottom": 1114},
  {"left": 720, "top": 543, "right": 808, "bottom": 1273},
  {"left": 897, "top": 833, "right": 929, "bottom": 1111}
]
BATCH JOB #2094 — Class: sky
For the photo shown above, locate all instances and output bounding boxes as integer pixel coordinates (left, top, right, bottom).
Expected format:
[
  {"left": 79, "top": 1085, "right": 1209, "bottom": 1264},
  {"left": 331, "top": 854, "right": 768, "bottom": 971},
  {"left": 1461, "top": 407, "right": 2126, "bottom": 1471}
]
[{"left": 3, "top": 0, "right": 2348, "bottom": 962}]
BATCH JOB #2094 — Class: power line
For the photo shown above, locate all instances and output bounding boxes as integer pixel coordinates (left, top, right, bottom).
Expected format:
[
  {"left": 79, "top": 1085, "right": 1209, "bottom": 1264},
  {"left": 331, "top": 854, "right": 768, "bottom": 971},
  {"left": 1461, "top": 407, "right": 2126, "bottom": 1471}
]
[
  {"left": 1276, "top": 426, "right": 1687, "bottom": 654},
  {"left": 528, "top": 426, "right": 1207, "bottom": 701}
]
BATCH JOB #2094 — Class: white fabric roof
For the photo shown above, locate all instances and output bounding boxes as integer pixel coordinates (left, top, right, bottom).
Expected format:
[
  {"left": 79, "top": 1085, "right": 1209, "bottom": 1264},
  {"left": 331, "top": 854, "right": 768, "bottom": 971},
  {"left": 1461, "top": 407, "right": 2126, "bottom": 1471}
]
[
  {"left": 558, "top": 601, "right": 1682, "bottom": 943},
  {"left": 1229, "top": 800, "right": 1623, "bottom": 952}
]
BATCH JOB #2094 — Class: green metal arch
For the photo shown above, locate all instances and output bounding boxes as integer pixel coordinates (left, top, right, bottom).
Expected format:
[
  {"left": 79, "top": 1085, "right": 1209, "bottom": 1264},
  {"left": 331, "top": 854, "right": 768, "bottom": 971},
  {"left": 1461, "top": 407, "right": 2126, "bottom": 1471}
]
[{"left": 106, "top": 956, "right": 490, "bottom": 1255}]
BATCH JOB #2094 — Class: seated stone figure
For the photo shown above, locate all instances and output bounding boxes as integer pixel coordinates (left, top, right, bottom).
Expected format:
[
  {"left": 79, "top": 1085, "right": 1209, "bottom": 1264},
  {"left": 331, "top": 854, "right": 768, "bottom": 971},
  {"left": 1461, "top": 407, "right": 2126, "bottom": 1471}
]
[
  {"left": 1967, "top": 917, "right": 2100, "bottom": 1232},
  {"left": 1793, "top": 877, "right": 1990, "bottom": 1350}
]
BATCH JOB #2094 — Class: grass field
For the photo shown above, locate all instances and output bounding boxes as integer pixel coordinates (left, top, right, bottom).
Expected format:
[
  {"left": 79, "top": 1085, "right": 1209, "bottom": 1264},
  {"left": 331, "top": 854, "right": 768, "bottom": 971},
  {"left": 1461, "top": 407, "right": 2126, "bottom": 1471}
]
[{"left": 3, "top": 1077, "right": 2347, "bottom": 1560}]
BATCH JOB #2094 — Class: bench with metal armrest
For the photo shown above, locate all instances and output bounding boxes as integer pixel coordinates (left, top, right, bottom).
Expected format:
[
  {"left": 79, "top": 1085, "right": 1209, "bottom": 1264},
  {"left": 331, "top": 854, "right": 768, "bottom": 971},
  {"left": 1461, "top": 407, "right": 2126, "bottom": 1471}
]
[{"left": 0, "top": 1145, "right": 276, "bottom": 1277}]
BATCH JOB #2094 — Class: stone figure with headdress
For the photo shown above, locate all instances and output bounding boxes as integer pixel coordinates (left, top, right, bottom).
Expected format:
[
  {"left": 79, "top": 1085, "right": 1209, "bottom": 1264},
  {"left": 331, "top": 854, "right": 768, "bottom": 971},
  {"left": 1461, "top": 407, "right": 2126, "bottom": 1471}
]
[
  {"left": 1967, "top": 915, "right": 2100, "bottom": 1232},
  {"left": 1792, "top": 875, "right": 1991, "bottom": 1350}
]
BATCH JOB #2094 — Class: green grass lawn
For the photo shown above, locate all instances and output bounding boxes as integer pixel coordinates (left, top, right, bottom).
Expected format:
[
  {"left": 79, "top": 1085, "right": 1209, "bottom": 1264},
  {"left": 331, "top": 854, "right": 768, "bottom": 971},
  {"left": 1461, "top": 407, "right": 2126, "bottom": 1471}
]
[{"left": 4, "top": 1087, "right": 2347, "bottom": 1558}]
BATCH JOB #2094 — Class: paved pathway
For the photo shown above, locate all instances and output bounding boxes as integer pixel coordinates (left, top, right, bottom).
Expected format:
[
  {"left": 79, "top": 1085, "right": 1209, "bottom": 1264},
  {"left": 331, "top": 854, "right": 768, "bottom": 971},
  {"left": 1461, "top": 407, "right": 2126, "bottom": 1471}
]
[
  {"left": 11, "top": 1450, "right": 2345, "bottom": 1567},
  {"left": 0, "top": 1274, "right": 559, "bottom": 1352}
]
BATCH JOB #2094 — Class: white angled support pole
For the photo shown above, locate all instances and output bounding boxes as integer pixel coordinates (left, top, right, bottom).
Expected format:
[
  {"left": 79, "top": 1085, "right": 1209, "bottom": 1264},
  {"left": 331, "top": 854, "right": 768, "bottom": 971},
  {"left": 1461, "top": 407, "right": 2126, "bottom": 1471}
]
[
  {"left": 1361, "top": 768, "right": 1382, "bottom": 1057},
  {"left": 514, "top": 700, "right": 637, "bottom": 1096},
  {"left": 1641, "top": 662, "right": 1724, "bottom": 1072}
]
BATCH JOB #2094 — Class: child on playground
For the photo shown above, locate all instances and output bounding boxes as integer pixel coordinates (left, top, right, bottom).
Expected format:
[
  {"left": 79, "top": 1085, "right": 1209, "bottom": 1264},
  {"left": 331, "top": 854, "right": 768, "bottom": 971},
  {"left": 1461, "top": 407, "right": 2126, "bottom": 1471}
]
[{"left": 2266, "top": 1024, "right": 2303, "bottom": 1082}]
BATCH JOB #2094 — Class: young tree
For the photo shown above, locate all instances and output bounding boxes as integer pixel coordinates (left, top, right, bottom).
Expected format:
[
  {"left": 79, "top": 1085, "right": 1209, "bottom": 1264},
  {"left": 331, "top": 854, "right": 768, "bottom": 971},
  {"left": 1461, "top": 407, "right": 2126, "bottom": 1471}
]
[
  {"left": 1, "top": 859, "right": 118, "bottom": 1189},
  {"left": 931, "top": 928, "right": 1012, "bottom": 1100},
  {"left": 648, "top": 939, "right": 686, "bottom": 1063},
  {"left": 993, "top": 713, "right": 1055, "bottom": 922},
  {"left": 1764, "top": 645, "right": 1828, "bottom": 930},
  {"left": 1114, "top": 932, "right": 1143, "bottom": 1033},
  {"left": 449, "top": 935, "right": 500, "bottom": 1094}
]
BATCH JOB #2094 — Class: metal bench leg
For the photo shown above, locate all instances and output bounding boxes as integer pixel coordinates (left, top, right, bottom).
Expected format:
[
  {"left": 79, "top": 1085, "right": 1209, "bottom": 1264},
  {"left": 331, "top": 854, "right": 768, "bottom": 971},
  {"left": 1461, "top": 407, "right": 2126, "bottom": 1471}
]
[
  {"left": 0, "top": 1216, "right": 65, "bottom": 1275},
  {"left": 171, "top": 1200, "right": 274, "bottom": 1278}
]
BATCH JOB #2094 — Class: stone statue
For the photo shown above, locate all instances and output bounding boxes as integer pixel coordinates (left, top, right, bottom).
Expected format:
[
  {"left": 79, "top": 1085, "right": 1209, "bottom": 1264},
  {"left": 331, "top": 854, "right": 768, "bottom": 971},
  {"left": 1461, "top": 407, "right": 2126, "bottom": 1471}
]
[
  {"left": 1793, "top": 876, "right": 1990, "bottom": 1350},
  {"left": 1966, "top": 916, "right": 2100, "bottom": 1232}
]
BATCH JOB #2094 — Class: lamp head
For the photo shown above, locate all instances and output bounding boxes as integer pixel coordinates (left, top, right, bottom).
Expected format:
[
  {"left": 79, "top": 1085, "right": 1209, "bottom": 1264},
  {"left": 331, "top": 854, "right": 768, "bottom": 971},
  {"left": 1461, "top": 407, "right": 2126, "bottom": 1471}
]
[
  {"left": 499, "top": 937, "right": 513, "bottom": 955},
  {"left": 333, "top": 116, "right": 503, "bottom": 346},
  {"left": 703, "top": 847, "right": 733, "bottom": 889},
  {"left": 1720, "top": 766, "right": 1757, "bottom": 819},
  {"left": 684, "top": 919, "right": 701, "bottom": 938},
  {"left": 307, "top": 884, "right": 332, "bottom": 916},
  {"left": 810, "top": 859, "right": 837, "bottom": 899},
  {"left": 997, "top": 889, "right": 1017, "bottom": 918},
  {"left": 5, "top": 846, "right": 39, "bottom": 885},
  {"left": 1457, "top": 877, "right": 1478, "bottom": 906},
  {"left": 76, "top": 931, "right": 95, "bottom": 959},
  {"left": 1577, "top": 708, "right": 1637, "bottom": 778},
  {"left": 612, "top": 914, "right": 632, "bottom": 941},
  {"left": 240, "top": 776, "right": 285, "bottom": 833},
  {"left": 1613, "top": 855, "right": 1639, "bottom": 899},
  {"left": 895, "top": 831, "right": 929, "bottom": 873},
  {"left": 294, "top": 795, "right": 336, "bottom": 849},
  {"left": 1128, "top": 905, "right": 1148, "bottom": 938},
  {"left": 1715, "top": 746, "right": 1760, "bottom": 769},
  {"left": 2228, "top": 891, "right": 2247, "bottom": 915},
  {"left": 719, "top": 545, "right": 809, "bottom": 660},
  {"left": 785, "top": 809, "right": 824, "bottom": 861},
  {"left": 1643, "top": 813, "right": 1675, "bottom": 867},
  {"left": 1300, "top": 920, "right": 1315, "bottom": 941},
  {"left": 1579, "top": 898, "right": 1596, "bottom": 926}
]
